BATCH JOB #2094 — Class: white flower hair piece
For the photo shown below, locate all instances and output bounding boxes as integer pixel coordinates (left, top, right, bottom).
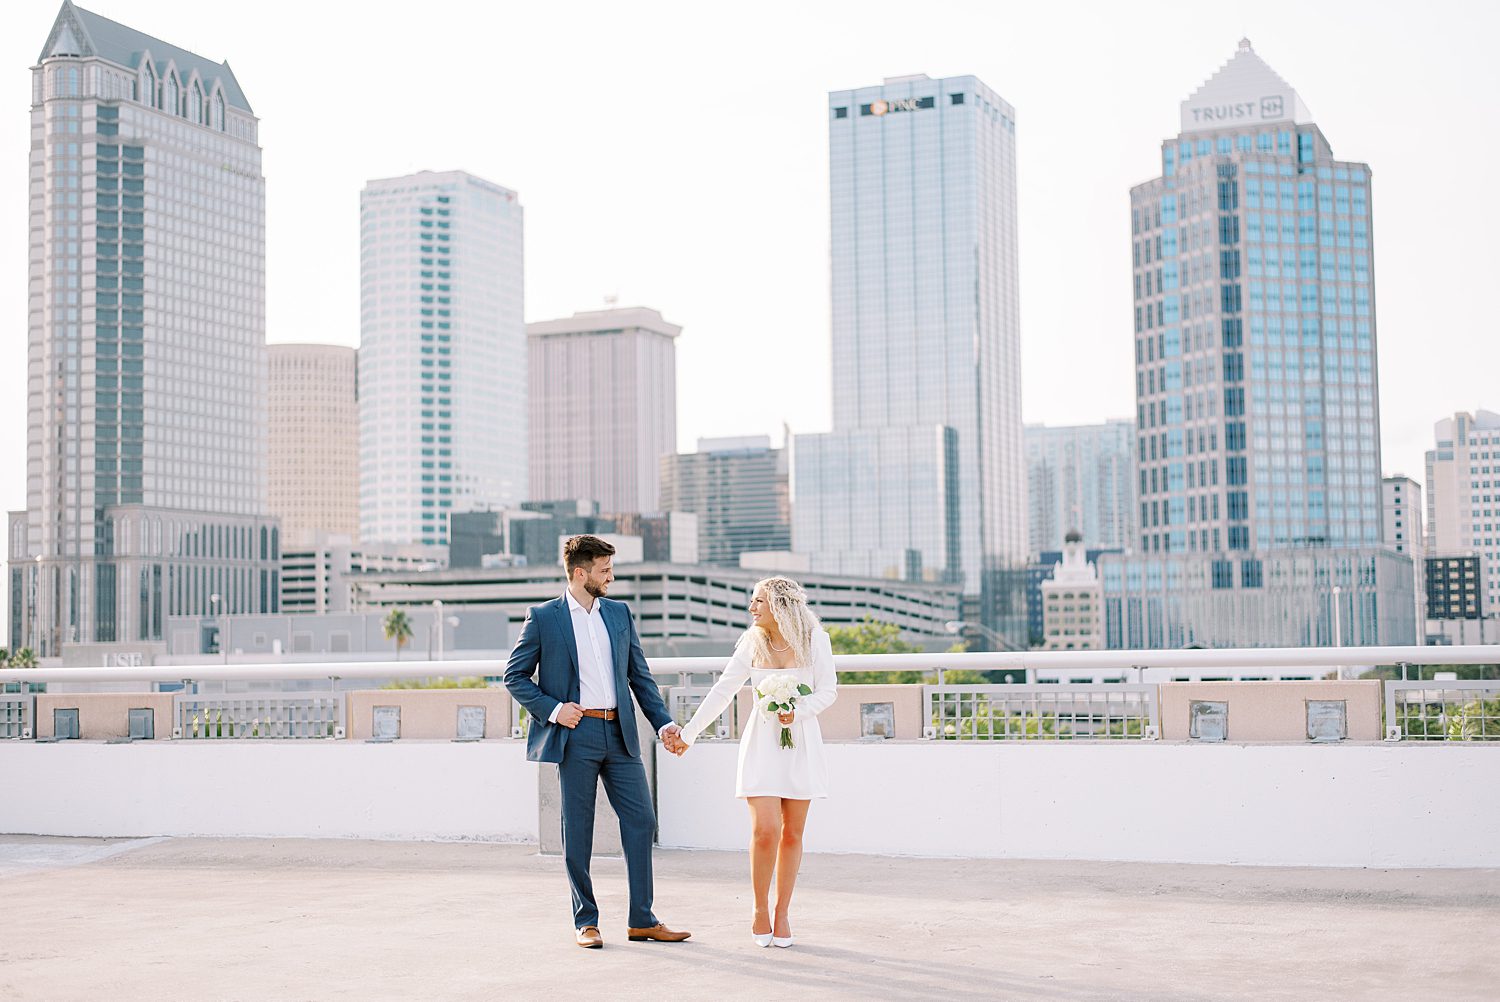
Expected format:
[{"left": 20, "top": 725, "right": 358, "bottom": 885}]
[{"left": 746, "top": 575, "right": 821, "bottom": 669}]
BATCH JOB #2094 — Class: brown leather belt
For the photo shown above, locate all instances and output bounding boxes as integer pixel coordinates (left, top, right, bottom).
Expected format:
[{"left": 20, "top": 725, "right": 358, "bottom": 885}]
[{"left": 581, "top": 708, "right": 619, "bottom": 720}]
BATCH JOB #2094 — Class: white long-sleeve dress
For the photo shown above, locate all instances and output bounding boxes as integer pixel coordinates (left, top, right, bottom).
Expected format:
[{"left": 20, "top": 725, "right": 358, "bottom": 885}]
[{"left": 680, "top": 628, "right": 838, "bottom": 800}]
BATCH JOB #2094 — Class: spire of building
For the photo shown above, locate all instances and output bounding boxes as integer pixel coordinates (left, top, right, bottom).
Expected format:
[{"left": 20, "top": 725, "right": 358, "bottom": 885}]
[{"left": 1179, "top": 39, "right": 1312, "bottom": 134}]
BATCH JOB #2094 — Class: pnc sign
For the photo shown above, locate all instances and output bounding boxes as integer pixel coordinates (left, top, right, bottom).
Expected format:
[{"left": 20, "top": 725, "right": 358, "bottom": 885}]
[{"left": 866, "top": 96, "right": 934, "bottom": 117}]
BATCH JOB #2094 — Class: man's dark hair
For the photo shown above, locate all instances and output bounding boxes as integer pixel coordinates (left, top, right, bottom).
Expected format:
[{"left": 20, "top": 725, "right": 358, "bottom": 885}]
[{"left": 564, "top": 534, "right": 615, "bottom": 576}]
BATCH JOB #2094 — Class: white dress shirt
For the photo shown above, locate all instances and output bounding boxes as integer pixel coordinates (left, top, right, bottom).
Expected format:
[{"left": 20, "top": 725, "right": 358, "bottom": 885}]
[{"left": 565, "top": 589, "right": 616, "bottom": 710}]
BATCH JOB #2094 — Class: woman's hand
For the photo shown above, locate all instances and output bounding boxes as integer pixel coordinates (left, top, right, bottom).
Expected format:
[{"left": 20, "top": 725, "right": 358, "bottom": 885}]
[{"left": 777, "top": 710, "right": 795, "bottom": 725}]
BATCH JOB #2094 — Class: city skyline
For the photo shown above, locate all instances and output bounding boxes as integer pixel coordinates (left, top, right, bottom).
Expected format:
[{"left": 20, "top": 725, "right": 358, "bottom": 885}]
[
  {"left": 2, "top": 2, "right": 1495, "bottom": 530},
  {"left": 4, "top": 1, "right": 1498, "bottom": 650}
]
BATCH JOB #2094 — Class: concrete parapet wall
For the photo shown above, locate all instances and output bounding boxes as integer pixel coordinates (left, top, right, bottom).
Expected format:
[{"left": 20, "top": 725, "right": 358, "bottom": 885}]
[
  {"left": 345, "top": 689, "right": 513, "bottom": 740},
  {"left": 35, "top": 693, "right": 175, "bottom": 740},
  {"left": 658, "top": 741, "right": 1500, "bottom": 868},
  {"left": 1, "top": 741, "right": 538, "bottom": 842},
  {"left": 4, "top": 739, "right": 1498, "bottom": 867},
  {"left": 1159, "top": 681, "right": 1381, "bottom": 741}
]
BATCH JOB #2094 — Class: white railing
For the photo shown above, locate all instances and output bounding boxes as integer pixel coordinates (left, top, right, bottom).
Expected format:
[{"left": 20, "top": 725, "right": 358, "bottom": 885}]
[
  {"left": 2, "top": 644, "right": 1497, "bottom": 687},
  {"left": 926, "top": 684, "right": 1159, "bottom": 740},
  {"left": 174, "top": 693, "right": 345, "bottom": 740},
  {"left": 2, "top": 645, "right": 1498, "bottom": 745},
  {"left": 1384, "top": 680, "right": 1500, "bottom": 742}
]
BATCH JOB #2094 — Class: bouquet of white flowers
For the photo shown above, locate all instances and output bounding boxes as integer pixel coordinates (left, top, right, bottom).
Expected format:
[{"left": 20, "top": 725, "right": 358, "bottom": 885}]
[{"left": 755, "top": 672, "right": 813, "bottom": 750}]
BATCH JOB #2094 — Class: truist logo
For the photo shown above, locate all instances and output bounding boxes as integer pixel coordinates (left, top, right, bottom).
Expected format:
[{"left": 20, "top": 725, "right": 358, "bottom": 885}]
[{"left": 1189, "top": 95, "right": 1286, "bottom": 124}]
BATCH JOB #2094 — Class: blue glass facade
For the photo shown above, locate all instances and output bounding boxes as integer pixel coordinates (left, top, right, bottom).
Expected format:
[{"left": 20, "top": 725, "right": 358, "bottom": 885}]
[
  {"left": 801, "top": 74, "right": 1024, "bottom": 593},
  {"left": 1102, "top": 43, "right": 1413, "bottom": 649},
  {"left": 1132, "top": 113, "right": 1379, "bottom": 559}
]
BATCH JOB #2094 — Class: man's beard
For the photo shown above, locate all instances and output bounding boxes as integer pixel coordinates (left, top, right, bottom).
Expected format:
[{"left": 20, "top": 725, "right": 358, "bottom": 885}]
[{"left": 585, "top": 578, "right": 609, "bottom": 598}]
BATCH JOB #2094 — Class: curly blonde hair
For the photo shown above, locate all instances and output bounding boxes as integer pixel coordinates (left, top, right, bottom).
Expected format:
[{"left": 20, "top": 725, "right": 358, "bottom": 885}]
[{"left": 746, "top": 576, "right": 821, "bottom": 668}]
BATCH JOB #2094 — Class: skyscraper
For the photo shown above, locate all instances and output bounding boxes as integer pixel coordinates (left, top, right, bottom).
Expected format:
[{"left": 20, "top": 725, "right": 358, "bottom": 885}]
[
  {"left": 268, "top": 344, "right": 359, "bottom": 548},
  {"left": 1425, "top": 411, "right": 1500, "bottom": 613},
  {"left": 528, "top": 307, "right": 679, "bottom": 515},
  {"left": 1132, "top": 39, "right": 1379, "bottom": 557},
  {"left": 1382, "top": 473, "right": 1425, "bottom": 626},
  {"left": 11, "top": 3, "right": 278, "bottom": 655},
  {"left": 1025, "top": 421, "right": 1136, "bottom": 555},
  {"left": 358, "top": 171, "right": 525, "bottom": 547},
  {"left": 1101, "top": 40, "right": 1413, "bottom": 648},
  {"left": 661, "top": 436, "right": 790, "bottom": 566},
  {"left": 794, "top": 74, "right": 1025, "bottom": 617}
]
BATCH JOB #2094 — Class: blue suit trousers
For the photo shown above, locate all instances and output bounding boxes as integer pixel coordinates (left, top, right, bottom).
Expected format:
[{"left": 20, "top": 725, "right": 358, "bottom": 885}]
[{"left": 558, "top": 715, "right": 658, "bottom": 930}]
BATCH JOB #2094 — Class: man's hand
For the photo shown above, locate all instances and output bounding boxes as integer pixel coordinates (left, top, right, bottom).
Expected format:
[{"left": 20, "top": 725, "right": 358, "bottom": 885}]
[
  {"left": 555, "top": 702, "right": 584, "bottom": 729},
  {"left": 661, "top": 724, "right": 687, "bottom": 755}
]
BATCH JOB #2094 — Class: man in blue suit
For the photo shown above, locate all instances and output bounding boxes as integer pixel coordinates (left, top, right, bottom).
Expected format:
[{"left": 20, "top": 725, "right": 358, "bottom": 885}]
[{"left": 504, "top": 534, "right": 690, "bottom": 949}]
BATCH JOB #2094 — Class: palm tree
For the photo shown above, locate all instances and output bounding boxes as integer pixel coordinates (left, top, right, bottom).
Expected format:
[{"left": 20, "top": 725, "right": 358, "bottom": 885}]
[{"left": 382, "top": 610, "right": 413, "bottom": 661}]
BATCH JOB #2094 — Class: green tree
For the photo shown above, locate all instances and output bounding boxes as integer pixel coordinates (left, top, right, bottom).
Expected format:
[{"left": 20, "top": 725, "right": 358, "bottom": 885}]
[
  {"left": 1360, "top": 663, "right": 1500, "bottom": 681},
  {"left": 827, "top": 618, "right": 992, "bottom": 684},
  {"left": 382, "top": 676, "right": 489, "bottom": 690},
  {"left": 382, "top": 609, "right": 413, "bottom": 661},
  {"left": 8, "top": 648, "right": 38, "bottom": 668}
]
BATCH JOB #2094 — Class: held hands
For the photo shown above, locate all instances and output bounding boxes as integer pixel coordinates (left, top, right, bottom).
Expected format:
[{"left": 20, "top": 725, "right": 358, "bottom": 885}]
[
  {"left": 555, "top": 702, "right": 585, "bottom": 728},
  {"left": 777, "top": 710, "right": 795, "bottom": 725},
  {"left": 661, "top": 724, "right": 688, "bottom": 756}
]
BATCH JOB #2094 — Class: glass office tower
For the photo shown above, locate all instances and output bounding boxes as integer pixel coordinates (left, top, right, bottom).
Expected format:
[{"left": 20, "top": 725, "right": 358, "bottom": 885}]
[
  {"left": 795, "top": 74, "right": 1025, "bottom": 623},
  {"left": 1131, "top": 39, "right": 1379, "bottom": 558},
  {"left": 1101, "top": 40, "right": 1413, "bottom": 648},
  {"left": 12, "top": 3, "right": 278, "bottom": 654}
]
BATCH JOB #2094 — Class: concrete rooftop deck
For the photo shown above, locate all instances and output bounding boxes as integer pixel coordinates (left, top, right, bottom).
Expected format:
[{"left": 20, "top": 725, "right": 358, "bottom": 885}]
[{"left": 2, "top": 837, "right": 1497, "bottom": 1000}]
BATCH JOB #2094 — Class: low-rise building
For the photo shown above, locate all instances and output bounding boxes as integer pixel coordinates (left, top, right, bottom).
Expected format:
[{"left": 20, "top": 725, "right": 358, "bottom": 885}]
[
  {"left": 348, "top": 562, "right": 961, "bottom": 655},
  {"left": 1040, "top": 532, "right": 1102, "bottom": 650}
]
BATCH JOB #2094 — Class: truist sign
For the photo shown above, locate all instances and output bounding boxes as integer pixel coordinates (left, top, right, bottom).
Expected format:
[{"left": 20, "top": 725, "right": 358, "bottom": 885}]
[{"left": 1187, "top": 94, "right": 1286, "bottom": 126}]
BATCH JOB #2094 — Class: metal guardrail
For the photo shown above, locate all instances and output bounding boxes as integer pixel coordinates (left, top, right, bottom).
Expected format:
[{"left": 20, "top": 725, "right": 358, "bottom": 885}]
[
  {"left": 668, "top": 671, "right": 738, "bottom": 740},
  {"left": 926, "top": 684, "right": 1160, "bottom": 741},
  {"left": 1, "top": 644, "right": 1497, "bottom": 687},
  {"left": 0, "top": 694, "right": 36, "bottom": 740},
  {"left": 1, "top": 646, "right": 1496, "bottom": 745},
  {"left": 1384, "top": 680, "right": 1500, "bottom": 742},
  {"left": 174, "top": 693, "right": 345, "bottom": 740}
]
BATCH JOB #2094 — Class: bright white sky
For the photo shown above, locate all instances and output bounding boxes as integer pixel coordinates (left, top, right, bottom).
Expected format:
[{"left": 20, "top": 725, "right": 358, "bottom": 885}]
[{"left": 1, "top": 0, "right": 1498, "bottom": 644}]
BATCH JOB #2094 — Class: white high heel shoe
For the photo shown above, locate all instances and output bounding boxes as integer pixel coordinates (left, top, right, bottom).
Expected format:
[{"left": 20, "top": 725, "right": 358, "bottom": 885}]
[
  {"left": 752, "top": 932, "right": 773, "bottom": 947},
  {"left": 771, "top": 934, "right": 794, "bottom": 948}
]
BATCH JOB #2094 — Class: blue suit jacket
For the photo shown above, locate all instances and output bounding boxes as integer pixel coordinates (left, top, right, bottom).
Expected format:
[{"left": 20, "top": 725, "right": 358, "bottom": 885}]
[{"left": 502, "top": 595, "right": 673, "bottom": 763}]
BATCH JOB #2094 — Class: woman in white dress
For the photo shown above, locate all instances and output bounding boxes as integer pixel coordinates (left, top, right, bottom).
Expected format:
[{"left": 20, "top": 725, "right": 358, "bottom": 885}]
[{"left": 674, "top": 576, "right": 837, "bottom": 948}]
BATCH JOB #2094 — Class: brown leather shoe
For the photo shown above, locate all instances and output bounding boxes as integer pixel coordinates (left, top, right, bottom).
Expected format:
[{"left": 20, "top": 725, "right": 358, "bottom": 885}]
[
  {"left": 575, "top": 926, "right": 603, "bottom": 949},
  {"left": 627, "top": 922, "right": 691, "bottom": 942}
]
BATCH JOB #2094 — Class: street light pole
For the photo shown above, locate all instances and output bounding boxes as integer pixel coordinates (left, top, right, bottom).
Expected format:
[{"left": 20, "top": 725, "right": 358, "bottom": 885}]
[
  {"left": 31, "top": 554, "right": 42, "bottom": 657},
  {"left": 1331, "top": 584, "right": 1343, "bottom": 681}
]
